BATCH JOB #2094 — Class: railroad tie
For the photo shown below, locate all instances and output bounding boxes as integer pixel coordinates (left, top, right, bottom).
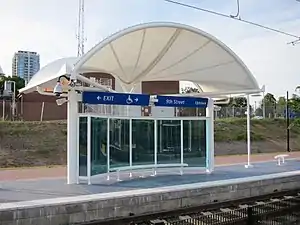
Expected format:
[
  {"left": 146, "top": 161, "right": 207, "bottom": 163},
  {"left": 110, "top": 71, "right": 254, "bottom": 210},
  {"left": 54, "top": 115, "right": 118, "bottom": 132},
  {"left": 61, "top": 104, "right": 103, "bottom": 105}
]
[
  {"left": 286, "top": 195, "right": 300, "bottom": 203},
  {"left": 261, "top": 220, "right": 282, "bottom": 225},
  {"left": 253, "top": 200, "right": 285, "bottom": 214},
  {"left": 179, "top": 215, "right": 208, "bottom": 225},
  {"left": 238, "top": 204, "right": 249, "bottom": 208},
  {"left": 270, "top": 198, "right": 281, "bottom": 202},
  {"left": 179, "top": 215, "right": 192, "bottom": 220},
  {"left": 239, "top": 204, "right": 259, "bottom": 215},
  {"left": 201, "top": 211, "right": 227, "bottom": 223},
  {"left": 255, "top": 201, "right": 266, "bottom": 205},
  {"left": 220, "top": 207, "right": 246, "bottom": 217},
  {"left": 150, "top": 219, "right": 168, "bottom": 225},
  {"left": 284, "top": 195, "right": 295, "bottom": 199},
  {"left": 290, "top": 195, "right": 300, "bottom": 202},
  {"left": 251, "top": 201, "right": 268, "bottom": 213},
  {"left": 220, "top": 208, "right": 231, "bottom": 212},
  {"left": 282, "top": 195, "right": 300, "bottom": 206}
]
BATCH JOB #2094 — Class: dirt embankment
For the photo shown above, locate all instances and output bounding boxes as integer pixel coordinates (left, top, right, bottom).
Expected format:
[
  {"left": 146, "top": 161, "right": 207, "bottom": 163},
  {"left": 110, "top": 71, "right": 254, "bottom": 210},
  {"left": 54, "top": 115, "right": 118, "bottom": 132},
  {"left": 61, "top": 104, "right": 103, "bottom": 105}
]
[
  {"left": 0, "top": 119, "right": 299, "bottom": 168},
  {"left": 214, "top": 119, "right": 300, "bottom": 155}
]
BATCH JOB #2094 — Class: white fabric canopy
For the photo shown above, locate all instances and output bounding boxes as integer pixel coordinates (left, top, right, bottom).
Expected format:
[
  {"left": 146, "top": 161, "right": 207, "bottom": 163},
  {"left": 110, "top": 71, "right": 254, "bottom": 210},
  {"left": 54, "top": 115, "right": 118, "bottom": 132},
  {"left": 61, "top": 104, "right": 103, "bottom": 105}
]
[
  {"left": 20, "top": 22, "right": 260, "bottom": 95},
  {"left": 0, "top": 64, "right": 3, "bottom": 75},
  {"left": 73, "top": 22, "right": 260, "bottom": 93},
  {"left": 20, "top": 57, "right": 78, "bottom": 94}
]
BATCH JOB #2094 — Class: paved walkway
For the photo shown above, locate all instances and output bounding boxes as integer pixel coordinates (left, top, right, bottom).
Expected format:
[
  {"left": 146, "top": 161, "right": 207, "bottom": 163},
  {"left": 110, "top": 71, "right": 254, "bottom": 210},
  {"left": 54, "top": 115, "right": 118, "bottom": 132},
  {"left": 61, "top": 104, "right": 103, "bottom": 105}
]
[{"left": 0, "top": 152, "right": 299, "bottom": 181}]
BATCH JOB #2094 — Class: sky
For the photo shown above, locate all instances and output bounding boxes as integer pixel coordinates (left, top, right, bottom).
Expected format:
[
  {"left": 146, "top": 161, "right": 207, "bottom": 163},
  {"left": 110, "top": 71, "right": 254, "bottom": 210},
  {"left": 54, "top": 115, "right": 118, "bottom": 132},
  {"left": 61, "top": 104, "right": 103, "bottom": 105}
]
[{"left": 1, "top": 0, "right": 300, "bottom": 100}]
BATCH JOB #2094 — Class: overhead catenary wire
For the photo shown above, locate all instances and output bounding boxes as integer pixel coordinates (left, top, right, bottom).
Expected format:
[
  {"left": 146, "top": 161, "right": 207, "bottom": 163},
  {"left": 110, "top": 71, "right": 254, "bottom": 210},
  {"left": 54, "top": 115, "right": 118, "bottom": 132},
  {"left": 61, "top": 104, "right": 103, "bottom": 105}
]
[
  {"left": 163, "top": 0, "right": 300, "bottom": 44},
  {"left": 230, "top": 0, "right": 240, "bottom": 18}
]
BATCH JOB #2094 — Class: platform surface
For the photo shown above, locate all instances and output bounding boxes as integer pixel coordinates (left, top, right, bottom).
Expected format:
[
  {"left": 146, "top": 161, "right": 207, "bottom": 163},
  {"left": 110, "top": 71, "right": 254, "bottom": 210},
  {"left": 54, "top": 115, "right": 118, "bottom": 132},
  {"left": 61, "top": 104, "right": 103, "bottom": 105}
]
[{"left": 0, "top": 157, "right": 299, "bottom": 203}]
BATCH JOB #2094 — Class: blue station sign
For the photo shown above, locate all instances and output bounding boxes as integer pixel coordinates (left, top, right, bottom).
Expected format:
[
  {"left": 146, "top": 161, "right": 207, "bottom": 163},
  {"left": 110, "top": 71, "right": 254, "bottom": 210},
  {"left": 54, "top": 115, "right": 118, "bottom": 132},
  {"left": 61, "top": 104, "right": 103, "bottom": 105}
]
[
  {"left": 154, "top": 95, "right": 208, "bottom": 108},
  {"left": 82, "top": 92, "right": 150, "bottom": 106}
]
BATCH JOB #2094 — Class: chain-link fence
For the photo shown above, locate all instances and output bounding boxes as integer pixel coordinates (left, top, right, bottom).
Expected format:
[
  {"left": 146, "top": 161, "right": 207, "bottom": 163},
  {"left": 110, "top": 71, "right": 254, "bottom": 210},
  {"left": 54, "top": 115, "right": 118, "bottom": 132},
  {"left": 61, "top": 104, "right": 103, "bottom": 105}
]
[
  {"left": 0, "top": 100, "right": 67, "bottom": 121},
  {"left": 0, "top": 100, "right": 289, "bottom": 121},
  {"left": 1, "top": 101, "right": 207, "bottom": 121},
  {"left": 215, "top": 106, "right": 285, "bottom": 119}
]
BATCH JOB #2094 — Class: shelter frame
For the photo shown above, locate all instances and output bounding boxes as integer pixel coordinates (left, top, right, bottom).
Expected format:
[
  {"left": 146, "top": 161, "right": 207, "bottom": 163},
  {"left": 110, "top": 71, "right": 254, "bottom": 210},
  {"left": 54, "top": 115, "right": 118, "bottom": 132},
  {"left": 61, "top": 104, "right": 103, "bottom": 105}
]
[
  {"left": 18, "top": 22, "right": 263, "bottom": 185},
  {"left": 75, "top": 98, "right": 215, "bottom": 185}
]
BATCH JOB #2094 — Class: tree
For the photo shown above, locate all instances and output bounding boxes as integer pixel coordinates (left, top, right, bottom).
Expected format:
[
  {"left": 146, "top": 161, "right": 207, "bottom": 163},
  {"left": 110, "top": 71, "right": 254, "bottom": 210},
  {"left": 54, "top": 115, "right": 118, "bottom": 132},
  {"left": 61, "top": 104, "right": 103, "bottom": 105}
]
[
  {"left": 263, "top": 93, "right": 277, "bottom": 106},
  {"left": 277, "top": 96, "right": 286, "bottom": 107},
  {"left": 180, "top": 86, "right": 200, "bottom": 94},
  {"left": 291, "top": 86, "right": 300, "bottom": 114},
  {"left": 0, "top": 76, "right": 25, "bottom": 95},
  {"left": 180, "top": 86, "right": 202, "bottom": 116},
  {"left": 228, "top": 97, "right": 247, "bottom": 107},
  {"left": 289, "top": 95, "right": 300, "bottom": 114},
  {"left": 255, "top": 107, "right": 263, "bottom": 116},
  {"left": 262, "top": 93, "right": 276, "bottom": 118},
  {"left": 180, "top": 87, "right": 252, "bottom": 117},
  {"left": 276, "top": 96, "right": 286, "bottom": 117}
]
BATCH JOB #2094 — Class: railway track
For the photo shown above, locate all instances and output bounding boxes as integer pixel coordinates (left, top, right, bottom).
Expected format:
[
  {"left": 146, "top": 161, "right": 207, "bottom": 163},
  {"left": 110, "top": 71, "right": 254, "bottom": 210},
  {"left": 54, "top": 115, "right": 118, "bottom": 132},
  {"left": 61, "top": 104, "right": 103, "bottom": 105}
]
[{"left": 80, "top": 189, "right": 300, "bottom": 225}]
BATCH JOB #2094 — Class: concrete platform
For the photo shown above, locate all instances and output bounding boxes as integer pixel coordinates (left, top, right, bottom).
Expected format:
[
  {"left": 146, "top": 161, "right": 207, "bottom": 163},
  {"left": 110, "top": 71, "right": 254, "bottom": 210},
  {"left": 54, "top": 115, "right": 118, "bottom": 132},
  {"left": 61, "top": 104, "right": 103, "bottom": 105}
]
[
  {"left": 0, "top": 159, "right": 299, "bottom": 203},
  {"left": 1, "top": 166, "right": 300, "bottom": 224}
]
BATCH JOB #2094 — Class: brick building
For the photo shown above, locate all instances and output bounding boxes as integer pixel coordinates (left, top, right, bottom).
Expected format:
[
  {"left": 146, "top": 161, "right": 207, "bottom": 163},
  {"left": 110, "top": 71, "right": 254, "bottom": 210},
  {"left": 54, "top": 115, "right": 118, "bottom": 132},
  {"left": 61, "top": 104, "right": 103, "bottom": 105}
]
[{"left": 18, "top": 72, "right": 180, "bottom": 121}]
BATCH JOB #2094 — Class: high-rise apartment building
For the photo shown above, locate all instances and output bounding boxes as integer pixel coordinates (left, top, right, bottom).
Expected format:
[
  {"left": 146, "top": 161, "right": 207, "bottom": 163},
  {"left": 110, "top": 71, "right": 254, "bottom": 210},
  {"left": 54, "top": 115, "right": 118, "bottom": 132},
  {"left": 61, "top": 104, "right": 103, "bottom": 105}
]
[{"left": 12, "top": 51, "right": 40, "bottom": 83}]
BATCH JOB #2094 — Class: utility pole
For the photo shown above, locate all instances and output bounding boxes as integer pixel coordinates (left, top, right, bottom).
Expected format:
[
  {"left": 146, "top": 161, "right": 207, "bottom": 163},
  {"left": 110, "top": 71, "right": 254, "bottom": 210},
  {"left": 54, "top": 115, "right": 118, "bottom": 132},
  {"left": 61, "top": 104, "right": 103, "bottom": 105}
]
[
  {"left": 261, "top": 85, "right": 266, "bottom": 118},
  {"left": 286, "top": 91, "right": 290, "bottom": 152}
]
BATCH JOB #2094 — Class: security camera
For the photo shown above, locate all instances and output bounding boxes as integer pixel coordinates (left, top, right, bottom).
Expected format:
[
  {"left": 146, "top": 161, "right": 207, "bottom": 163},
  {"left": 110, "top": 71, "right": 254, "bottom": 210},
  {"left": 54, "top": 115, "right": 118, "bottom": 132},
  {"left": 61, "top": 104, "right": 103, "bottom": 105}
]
[{"left": 53, "top": 82, "right": 63, "bottom": 97}]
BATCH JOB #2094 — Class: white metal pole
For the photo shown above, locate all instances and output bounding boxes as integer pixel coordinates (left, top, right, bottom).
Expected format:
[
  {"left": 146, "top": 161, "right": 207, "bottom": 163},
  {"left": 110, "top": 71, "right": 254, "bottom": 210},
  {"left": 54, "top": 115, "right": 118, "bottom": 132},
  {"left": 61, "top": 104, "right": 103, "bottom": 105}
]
[
  {"left": 205, "top": 117, "right": 210, "bottom": 172},
  {"left": 180, "top": 119, "right": 184, "bottom": 175},
  {"left": 87, "top": 116, "right": 91, "bottom": 185},
  {"left": 129, "top": 118, "right": 133, "bottom": 178},
  {"left": 210, "top": 98, "right": 215, "bottom": 171},
  {"left": 118, "top": 121, "right": 121, "bottom": 145},
  {"left": 188, "top": 120, "right": 192, "bottom": 151},
  {"left": 153, "top": 119, "right": 158, "bottom": 176},
  {"left": 106, "top": 118, "right": 110, "bottom": 180},
  {"left": 262, "top": 91, "right": 265, "bottom": 119},
  {"left": 12, "top": 81, "right": 16, "bottom": 119},
  {"left": 245, "top": 94, "right": 253, "bottom": 168},
  {"left": 159, "top": 120, "right": 162, "bottom": 153},
  {"left": 67, "top": 89, "right": 78, "bottom": 184},
  {"left": 40, "top": 102, "right": 45, "bottom": 122},
  {"left": 2, "top": 99, "right": 5, "bottom": 121},
  {"left": 205, "top": 98, "right": 214, "bottom": 173},
  {"left": 76, "top": 116, "right": 80, "bottom": 184}
]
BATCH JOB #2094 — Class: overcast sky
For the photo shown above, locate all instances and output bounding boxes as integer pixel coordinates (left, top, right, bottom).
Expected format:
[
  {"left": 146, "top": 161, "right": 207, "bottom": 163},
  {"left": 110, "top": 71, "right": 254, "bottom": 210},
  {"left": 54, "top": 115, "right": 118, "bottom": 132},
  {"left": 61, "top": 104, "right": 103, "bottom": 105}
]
[{"left": 1, "top": 0, "right": 300, "bottom": 98}]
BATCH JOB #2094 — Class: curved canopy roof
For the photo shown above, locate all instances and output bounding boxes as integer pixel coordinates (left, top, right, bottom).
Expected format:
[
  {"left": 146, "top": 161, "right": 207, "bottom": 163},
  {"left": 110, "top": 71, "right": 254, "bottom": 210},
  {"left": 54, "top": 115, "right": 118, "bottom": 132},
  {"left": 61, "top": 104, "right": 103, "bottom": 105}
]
[
  {"left": 0, "top": 64, "right": 4, "bottom": 75},
  {"left": 20, "top": 57, "right": 78, "bottom": 94},
  {"left": 20, "top": 22, "right": 260, "bottom": 95}
]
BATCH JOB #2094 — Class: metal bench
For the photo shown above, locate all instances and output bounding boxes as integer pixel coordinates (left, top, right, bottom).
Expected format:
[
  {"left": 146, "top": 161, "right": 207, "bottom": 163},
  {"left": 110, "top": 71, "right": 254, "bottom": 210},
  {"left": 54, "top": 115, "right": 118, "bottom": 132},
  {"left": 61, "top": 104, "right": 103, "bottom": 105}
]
[
  {"left": 274, "top": 154, "right": 289, "bottom": 165},
  {"left": 109, "top": 163, "right": 189, "bottom": 181}
]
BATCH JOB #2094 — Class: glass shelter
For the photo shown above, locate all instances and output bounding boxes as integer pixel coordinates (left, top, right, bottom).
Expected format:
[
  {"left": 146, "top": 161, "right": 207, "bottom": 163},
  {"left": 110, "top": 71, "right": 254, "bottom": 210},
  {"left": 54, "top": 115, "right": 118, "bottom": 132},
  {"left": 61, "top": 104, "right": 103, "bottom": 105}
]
[
  {"left": 77, "top": 97, "right": 214, "bottom": 185},
  {"left": 19, "top": 22, "right": 262, "bottom": 185}
]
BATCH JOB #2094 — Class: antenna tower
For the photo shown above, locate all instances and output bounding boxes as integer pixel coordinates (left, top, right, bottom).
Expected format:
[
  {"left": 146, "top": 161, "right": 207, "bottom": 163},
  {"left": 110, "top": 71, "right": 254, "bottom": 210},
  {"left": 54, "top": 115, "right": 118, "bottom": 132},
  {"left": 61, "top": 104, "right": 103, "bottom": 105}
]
[{"left": 76, "top": 0, "right": 86, "bottom": 57}]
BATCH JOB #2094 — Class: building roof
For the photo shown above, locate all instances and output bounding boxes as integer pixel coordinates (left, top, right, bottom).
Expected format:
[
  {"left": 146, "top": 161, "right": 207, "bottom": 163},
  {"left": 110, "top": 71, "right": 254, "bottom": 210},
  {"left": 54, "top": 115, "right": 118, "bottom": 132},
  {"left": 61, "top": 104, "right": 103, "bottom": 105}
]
[
  {"left": 20, "top": 22, "right": 261, "bottom": 95},
  {"left": 20, "top": 57, "right": 78, "bottom": 94}
]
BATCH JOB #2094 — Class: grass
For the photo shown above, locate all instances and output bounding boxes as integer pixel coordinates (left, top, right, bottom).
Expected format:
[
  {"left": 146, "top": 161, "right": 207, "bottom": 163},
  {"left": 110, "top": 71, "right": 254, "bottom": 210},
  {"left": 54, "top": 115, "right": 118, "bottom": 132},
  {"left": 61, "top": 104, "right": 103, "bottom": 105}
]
[
  {"left": 214, "top": 118, "right": 300, "bottom": 142},
  {"left": 0, "top": 118, "right": 299, "bottom": 168},
  {"left": 0, "top": 118, "right": 299, "bottom": 142}
]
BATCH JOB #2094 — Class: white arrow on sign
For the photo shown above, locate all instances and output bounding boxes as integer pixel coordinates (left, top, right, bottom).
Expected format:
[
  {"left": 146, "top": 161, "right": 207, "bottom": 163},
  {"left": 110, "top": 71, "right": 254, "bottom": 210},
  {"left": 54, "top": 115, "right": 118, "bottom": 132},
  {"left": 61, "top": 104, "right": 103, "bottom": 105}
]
[
  {"left": 97, "top": 96, "right": 101, "bottom": 100},
  {"left": 134, "top": 98, "right": 138, "bottom": 102}
]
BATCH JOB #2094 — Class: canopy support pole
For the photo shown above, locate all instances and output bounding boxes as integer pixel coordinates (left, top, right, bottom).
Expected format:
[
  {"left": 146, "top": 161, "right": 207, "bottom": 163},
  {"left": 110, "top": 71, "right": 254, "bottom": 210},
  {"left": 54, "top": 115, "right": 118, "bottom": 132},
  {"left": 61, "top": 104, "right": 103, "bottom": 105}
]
[
  {"left": 67, "top": 89, "right": 78, "bottom": 184},
  {"left": 245, "top": 94, "right": 253, "bottom": 168}
]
